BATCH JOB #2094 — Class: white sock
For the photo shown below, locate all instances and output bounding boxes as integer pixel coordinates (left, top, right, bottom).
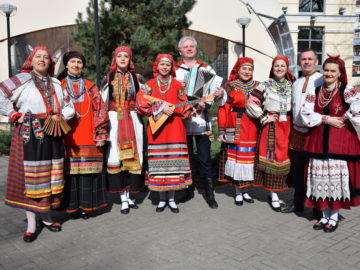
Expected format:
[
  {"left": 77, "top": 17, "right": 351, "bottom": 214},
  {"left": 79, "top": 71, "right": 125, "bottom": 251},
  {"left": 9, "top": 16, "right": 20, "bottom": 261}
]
[
  {"left": 26, "top": 211, "right": 36, "bottom": 233},
  {"left": 158, "top": 191, "right": 166, "bottom": 208},
  {"left": 243, "top": 192, "right": 252, "bottom": 200},
  {"left": 120, "top": 192, "right": 129, "bottom": 210},
  {"left": 235, "top": 194, "right": 243, "bottom": 202},
  {"left": 158, "top": 201, "right": 166, "bottom": 208},
  {"left": 329, "top": 210, "right": 339, "bottom": 226},
  {"left": 125, "top": 189, "right": 134, "bottom": 205},
  {"left": 271, "top": 192, "right": 280, "bottom": 208},
  {"left": 40, "top": 212, "right": 53, "bottom": 225},
  {"left": 168, "top": 191, "right": 177, "bottom": 208},
  {"left": 168, "top": 199, "right": 178, "bottom": 208}
]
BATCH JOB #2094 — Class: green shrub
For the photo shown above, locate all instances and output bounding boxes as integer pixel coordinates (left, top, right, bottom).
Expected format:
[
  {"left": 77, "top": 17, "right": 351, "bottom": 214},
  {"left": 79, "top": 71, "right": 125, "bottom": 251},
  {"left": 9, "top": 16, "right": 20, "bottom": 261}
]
[{"left": 0, "top": 130, "right": 11, "bottom": 155}]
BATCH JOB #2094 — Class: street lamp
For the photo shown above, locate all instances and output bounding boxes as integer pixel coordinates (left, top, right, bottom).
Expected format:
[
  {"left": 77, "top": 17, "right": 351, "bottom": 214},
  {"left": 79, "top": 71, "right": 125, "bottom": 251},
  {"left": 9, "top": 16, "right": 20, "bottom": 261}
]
[
  {"left": 0, "top": 3, "right": 17, "bottom": 77},
  {"left": 236, "top": 16, "right": 251, "bottom": 57}
]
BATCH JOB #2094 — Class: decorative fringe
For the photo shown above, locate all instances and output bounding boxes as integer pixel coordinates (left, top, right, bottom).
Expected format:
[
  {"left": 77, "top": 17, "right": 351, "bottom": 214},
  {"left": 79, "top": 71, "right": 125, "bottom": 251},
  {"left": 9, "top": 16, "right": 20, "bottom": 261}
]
[
  {"left": 257, "top": 159, "right": 291, "bottom": 176},
  {"left": 43, "top": 115, "right": 71, "bottom": 137}
]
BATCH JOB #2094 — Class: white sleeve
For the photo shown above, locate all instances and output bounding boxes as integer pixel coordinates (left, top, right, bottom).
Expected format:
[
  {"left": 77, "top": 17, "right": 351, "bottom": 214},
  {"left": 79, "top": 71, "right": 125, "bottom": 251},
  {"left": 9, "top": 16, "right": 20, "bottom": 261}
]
[
  {"left": 300, "top": 92, "right": 323, "bottom": 127},
  {"left": 344, "top": 85, "right": 360, "bottom": 127}
]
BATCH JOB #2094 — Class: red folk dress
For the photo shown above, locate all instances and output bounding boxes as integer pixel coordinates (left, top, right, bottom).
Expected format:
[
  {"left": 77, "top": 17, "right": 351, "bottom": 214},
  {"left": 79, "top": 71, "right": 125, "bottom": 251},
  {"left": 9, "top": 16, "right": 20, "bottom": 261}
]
[
  {"left": 61, "top": 76, "right": 109, "bottom": 213},
  {"left": 301, "top": 84, "right": 360, "bottom": 210},
  {"left": 247, "top": 79, "right": 292, "bottom": 191},
  {"left": 218, "top": 79, "right": 259, "bottom": 187},
  {"left": 136, "top": 76, "right": 192, "bottom": 191}
]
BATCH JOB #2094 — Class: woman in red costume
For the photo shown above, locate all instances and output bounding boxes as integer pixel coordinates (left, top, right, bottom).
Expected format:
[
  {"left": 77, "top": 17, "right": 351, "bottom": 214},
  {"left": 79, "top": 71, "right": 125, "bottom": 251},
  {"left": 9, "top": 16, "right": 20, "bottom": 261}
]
[
  {"left": 102, "top": 46, "right": 144, "bottom": 214},
  {"left": 218, "top": 57, "right": 259, "bottom": 205},
  {"left": 247, "top": 56, "right": 295, "bottom": 212},
  {"left": 136, "top": 54, "right": 192, "bottom": 213},
  {"left": 58, "top": 51, "right": 109, "bottom": 219},
  {"left": 301, "top": 55, "right": 360, "bottom": 232}
]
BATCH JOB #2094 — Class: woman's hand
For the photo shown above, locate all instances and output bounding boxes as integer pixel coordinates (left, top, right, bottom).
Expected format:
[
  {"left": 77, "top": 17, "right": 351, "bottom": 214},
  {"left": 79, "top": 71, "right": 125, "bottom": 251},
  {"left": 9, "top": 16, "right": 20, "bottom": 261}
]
[
  {"left": 96, "top": 141, "right": 105, "bottom": 147},
  {"left": 163, "top": 104, "right": 175, "bottom": 116},
  {"left": 267, "top": 114, "right": 278, "bottom": 123},
  {"left": 327, "top": 116, "right": 345, "bottom": 128},
  {"left": 218, "top": 134, "right": 227, "bottom": 142}
]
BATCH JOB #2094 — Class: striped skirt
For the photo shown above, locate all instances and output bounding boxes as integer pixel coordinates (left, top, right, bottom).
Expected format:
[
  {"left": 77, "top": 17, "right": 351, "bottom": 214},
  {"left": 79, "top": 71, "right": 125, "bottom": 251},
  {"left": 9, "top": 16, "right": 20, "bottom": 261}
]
[
  {"left": 5, "top": 119, "right": 65, "bottom": 213},
  {"left": 146, "top": 143, "right": 192, "bottom": 191}
]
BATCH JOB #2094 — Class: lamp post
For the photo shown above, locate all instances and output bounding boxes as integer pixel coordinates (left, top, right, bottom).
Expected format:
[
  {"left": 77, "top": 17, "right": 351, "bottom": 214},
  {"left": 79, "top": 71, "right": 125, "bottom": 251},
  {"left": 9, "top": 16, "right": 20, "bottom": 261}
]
[
  {"left": 93, "top": 0, "right": 101, "bottom": 88},
  {"left": 236, "top": 16, "right": 251, "bottom": 57},
  {"left": 0, "top": 3, "right": 17, "bottom": 77}
]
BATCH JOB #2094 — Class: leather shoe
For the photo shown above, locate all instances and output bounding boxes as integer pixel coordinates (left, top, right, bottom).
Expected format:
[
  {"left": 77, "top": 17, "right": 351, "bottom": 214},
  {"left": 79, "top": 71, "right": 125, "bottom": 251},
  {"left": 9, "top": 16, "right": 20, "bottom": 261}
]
[
  {"left": 324, "top": 219, "right": 338, "bottom": 233},
  {"left": 243, "top": 197, "right": 254, "bottom": 203},
  {"left": 313, "top": 220, "right": 328, "bottom": 231},
  {"left": 234, "top": 199, "right": 243, "bottom": 206},
  {"left": 281, "top": 203, "right": 294, "bottom": 213},
  {"left": 129, "top": 203, "right": 139, "bottom": 209},
  {"left": 156, "top": 202, "right": 166, "bottom": 213},
  {"left": 120, "top": 208, "right": 130, "bottom": 214},
  {"left": 41, "top": 222, "right": 62, "bottom": 232},
  {"left": 81, "top": 211, "right": 91, "bottom": 219},
  {"left": 169, "top": 204, "right": 179, "bottom": 214},
  {"left": 23, "top": 231, "right": 38, "bottom": 243},
  {"left": 206, "top": 198, "right": 218, "bottom": 209},
  {"left": 268, "top": 196, "right": 281, "bottom": 212}
]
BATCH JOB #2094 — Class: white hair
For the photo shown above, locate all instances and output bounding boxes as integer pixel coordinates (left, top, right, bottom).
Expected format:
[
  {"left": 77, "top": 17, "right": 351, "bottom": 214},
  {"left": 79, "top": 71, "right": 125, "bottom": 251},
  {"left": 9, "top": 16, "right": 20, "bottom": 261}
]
[{"left": 178, "top": 36, "right": 198, "bottom": 49}]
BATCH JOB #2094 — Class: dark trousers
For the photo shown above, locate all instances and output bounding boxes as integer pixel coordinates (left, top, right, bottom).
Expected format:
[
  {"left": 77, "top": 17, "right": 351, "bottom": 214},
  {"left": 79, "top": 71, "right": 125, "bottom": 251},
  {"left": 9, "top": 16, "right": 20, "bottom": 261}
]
[
  {"left": 291, "top": 150, "right": 308, "bottom": 211},
  {"left": 187, "top": 134, "right": 215, "bottom": 178}
]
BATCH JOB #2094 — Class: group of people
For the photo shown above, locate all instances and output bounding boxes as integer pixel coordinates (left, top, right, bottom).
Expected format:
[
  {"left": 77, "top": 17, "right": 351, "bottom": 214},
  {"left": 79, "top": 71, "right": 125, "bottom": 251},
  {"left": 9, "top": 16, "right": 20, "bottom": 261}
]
[{"left": 0, "top": 36, "right": 359, "bottom": 243}]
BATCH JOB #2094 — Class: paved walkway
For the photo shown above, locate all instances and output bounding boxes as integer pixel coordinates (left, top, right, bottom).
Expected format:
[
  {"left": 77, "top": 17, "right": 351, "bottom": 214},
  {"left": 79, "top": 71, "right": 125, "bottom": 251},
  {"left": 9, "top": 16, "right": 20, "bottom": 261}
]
[{"left": 0, "top": 155, "right": 360, "bottom": 270}]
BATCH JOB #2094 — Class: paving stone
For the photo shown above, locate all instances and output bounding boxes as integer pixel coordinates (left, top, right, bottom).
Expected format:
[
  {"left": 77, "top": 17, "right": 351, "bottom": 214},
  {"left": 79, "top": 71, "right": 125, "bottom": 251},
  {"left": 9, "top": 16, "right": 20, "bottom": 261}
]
[{"left": 1, "top": 156, "right": 360, "bottom": 270}]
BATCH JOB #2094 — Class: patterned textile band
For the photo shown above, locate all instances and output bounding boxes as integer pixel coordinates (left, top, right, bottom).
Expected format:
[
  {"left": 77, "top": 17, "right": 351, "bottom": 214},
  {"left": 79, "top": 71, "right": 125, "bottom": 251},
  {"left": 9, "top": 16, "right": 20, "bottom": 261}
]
[
  {"left": 65, "top": 145, "right": 103, "bottom": 174},
  {"left": 146, "top": 174, "right": 192, "bottom": 191}
]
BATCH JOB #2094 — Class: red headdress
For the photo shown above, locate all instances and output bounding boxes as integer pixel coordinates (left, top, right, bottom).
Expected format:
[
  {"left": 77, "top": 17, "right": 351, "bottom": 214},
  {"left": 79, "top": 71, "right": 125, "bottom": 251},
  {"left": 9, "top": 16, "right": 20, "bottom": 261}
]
[
  {"left": 269, "top": 55, "right": 295, "bottom": 83},
  {"left": 21, "top": 46, "right": 55, "bottom": 77},
  {"left": 228, "top": 57, "right": 254, "bottom": 82},
  {"left": 322, "top": 54, "right": 347, "bottom": 85},
  {"left": 109, "top": 46, "right": 135, "bottom": 73},
  {"left": 152, "top": 54, "right": 176, "bottom": 77}
]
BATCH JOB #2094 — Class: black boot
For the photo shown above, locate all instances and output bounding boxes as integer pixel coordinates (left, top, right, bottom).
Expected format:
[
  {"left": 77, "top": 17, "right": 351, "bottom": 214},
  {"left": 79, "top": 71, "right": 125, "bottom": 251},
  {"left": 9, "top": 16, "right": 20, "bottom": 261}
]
[{"left": 204, "top": 177, "right": 218, "bottom": 209}]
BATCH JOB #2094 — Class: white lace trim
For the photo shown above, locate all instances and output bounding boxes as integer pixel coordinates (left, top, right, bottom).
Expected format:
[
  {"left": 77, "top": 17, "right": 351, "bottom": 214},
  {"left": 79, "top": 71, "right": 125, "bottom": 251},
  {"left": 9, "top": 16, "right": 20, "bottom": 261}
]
[
  {"left": 306, "top": 158, "right": 350, "bottom": 201},
  {"left": 225, "top": 160, "right": 254, "bottom": 181}
]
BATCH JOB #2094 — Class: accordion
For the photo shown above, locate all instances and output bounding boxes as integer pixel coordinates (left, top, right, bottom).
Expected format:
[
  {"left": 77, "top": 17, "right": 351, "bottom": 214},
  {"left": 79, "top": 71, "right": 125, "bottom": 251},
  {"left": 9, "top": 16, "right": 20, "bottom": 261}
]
[{"left": 184, "top": 67, "right": 223, "bottom": 98}]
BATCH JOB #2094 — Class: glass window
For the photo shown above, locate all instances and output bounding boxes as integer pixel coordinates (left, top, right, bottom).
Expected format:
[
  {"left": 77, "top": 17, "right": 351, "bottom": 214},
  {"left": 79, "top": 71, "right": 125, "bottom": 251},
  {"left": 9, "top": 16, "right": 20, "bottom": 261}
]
[
  {"left": 299, "top": 0, "right": 324, "bottom": 13},
  {"left": 298, "top": 26, "right": 324, "bottom": 64}
]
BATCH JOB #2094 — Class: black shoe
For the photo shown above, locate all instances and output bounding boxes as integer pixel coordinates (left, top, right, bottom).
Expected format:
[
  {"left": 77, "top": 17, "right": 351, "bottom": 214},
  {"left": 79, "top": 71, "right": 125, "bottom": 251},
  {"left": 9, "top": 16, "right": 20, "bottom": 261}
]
[
  {"left": 281, "top": 203, "right": 294, "bottom": 213},
  {"left": 41, "top": 221, "right": 62, "bottom": 232},
  {"left": 234, "top": 199, "right": 243, "bottom": 206},
  {"left": 81, "top": 211, "right": 91, "bottom": 220},
  {"left": 168, "top": 201, "right": 180, "bottom": 213},
  {"left": 156, "top": 202, "right": 166, "bottom": 213},
  {"left": 129, "top": 203, "right": 139, "bottom": 209},
  {"left": 69, "top": 212, "right": 82, "bottom": 220},
  {"left": 23, "top": 231, "right": 38, "bottom": 243},
  {"left": 324, "top": 219, "right": 338, "bottom": 233},
  {"left": 313, "top": 219, "right": 328, "bottom": 231},
  {"left": 120, "top": 207, "right": 130, "bottom": 214},
  {"left": 268, "top": 196, "right": 281, "bottom": 212},
  {"left": 243, "top": 194, "right": 254, "bottom": 204},
  {"left": 206, "top": 198, "right": 218, "bottom": 209}
]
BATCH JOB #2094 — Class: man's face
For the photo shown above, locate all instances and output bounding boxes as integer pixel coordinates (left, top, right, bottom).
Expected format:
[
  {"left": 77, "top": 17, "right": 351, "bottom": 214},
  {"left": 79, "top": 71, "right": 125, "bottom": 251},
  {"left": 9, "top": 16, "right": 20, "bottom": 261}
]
[
  {"left": 300, "top": 51, "right": 318, "bottom": 76},
  {"left": 179, "top": 39, "right": 197, "bottom": 60}
]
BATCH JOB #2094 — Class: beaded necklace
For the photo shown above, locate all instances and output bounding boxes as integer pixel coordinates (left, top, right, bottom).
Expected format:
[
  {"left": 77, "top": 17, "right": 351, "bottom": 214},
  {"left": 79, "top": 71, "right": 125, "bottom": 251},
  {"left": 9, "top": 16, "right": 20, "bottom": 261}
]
[
  {"left": 318, "top": 83, "right": 339, "bottom": 108},
  {"left": 65, "top": 74, "right": 85, "bottom": 102},
  {"left": 156, "top": 75, "right": 172, "bottom": 96},
  {"left": 231, "top": 79, "right": 258, "bottom": 96},
  {"left": 31, "top": 71, "right": 55, "bottom": 114}
]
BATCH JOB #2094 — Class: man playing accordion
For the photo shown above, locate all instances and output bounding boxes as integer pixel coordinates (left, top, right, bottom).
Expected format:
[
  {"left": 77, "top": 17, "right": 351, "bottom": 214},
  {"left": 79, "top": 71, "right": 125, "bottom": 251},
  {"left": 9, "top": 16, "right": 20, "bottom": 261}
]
[{"left": 176, "top": 36, "right": 226, "bottom": 209}]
